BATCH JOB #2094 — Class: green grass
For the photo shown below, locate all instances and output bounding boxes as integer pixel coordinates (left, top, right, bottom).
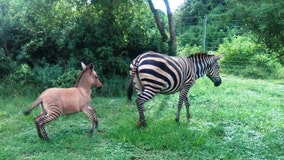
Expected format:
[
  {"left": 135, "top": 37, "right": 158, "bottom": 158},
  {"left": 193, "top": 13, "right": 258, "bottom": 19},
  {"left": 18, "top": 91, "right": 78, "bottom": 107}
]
[{"left": 0, "top": 75, "right": 283, "bottom": 159}]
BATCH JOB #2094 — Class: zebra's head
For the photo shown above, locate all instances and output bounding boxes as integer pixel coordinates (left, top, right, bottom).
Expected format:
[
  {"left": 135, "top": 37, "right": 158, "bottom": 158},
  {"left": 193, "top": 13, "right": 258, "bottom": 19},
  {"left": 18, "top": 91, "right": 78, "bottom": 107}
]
[{"left": 206, "top": 53, "right": 224, "bottom": 87}]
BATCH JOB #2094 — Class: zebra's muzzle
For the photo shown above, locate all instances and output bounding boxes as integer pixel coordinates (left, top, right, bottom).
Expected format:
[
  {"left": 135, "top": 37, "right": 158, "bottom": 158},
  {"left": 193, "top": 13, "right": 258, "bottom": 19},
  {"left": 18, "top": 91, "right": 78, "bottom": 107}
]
[{"left": 214, "top": 79, "right": 222, "bottom": 87}]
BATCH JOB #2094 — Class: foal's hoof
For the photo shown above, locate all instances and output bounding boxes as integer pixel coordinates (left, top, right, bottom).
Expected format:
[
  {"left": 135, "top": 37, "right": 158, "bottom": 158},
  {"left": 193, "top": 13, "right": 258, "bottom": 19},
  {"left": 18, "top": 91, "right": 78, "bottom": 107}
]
[
  {"left": 88, "top": 130, "right": 94, "bottom": 137},
  {"left": 95, "top": 120, "right": 99, "bottom": 128},
  {"left": 137, "top": 120, "right": 147, "bottom": 128}
]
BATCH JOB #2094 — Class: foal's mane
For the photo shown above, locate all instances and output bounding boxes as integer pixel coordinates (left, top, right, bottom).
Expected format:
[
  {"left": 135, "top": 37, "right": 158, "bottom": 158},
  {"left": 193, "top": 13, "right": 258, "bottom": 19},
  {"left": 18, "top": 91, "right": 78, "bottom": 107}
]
[{"left": 74, "top": 65, "right": 91, "bottom": 87}]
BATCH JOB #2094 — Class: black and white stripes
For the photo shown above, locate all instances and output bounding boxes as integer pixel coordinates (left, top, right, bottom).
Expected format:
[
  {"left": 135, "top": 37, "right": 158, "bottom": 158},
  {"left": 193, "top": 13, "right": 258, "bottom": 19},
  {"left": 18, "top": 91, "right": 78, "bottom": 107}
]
[{"left": 127, "top": 51, "right": 223, "bottom": 128}]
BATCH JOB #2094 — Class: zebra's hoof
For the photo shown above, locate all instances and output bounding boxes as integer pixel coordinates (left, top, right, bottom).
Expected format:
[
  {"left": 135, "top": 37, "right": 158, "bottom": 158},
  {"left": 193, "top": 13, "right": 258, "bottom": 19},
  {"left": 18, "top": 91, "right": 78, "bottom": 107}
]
[
  {"left": 137, "top": 120, "right": 146, "bottom": 128},
  {"left": 43, "top": 137, "right": 50, "bottom": 141},
  {"left": 175, "top": 118, "right": 179, "bottom": 123},
  {"left": 186, "top": 114, "right": 191, "bottom": 120}
]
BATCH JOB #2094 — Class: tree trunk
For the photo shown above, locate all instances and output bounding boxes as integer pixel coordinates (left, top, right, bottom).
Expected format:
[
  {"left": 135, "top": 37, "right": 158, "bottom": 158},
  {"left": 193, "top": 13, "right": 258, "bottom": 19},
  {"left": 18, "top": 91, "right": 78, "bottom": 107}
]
[
  {"left": 147, "top": 0, "right": 168, "bottom": 42},
  {"left": 164, "top": 0, "right": 176, "bottom": 55}
]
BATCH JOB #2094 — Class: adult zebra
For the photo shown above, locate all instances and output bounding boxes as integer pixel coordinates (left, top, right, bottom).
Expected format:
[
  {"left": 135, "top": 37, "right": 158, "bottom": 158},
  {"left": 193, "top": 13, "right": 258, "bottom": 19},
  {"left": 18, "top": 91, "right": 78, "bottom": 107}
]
[{"left": 127, "top": 51, "right": 223, "bottom": 128}]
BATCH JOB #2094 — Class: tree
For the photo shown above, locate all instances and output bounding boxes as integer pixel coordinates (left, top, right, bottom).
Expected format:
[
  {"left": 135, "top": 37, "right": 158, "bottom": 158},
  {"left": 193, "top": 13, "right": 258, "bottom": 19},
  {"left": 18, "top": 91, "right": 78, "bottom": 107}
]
[
  {"left": 147, "top": 0, "right": 168, "bottom": 41},
  {"left": 229, "top": 0, "right": 284, "bottom": 61},
  {"left": 147, "top": 0, "right": 177, "bottom": 55},
  {"left": 164, "top": 0, "right": 176, "bottom": 55}
]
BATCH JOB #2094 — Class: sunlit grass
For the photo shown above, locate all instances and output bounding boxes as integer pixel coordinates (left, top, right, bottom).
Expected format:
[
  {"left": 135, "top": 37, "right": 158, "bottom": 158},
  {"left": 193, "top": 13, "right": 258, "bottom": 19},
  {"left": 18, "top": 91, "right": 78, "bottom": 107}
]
[{"left": 0, "top": 75, "right": 283, "bottom": 159}]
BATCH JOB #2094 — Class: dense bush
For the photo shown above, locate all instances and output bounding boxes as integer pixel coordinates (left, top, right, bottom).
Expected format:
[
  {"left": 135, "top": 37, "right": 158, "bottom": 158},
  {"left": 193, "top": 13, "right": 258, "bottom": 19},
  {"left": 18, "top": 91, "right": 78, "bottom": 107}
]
[
  {"left": 177, "top": 43, "right": 202, "bottom": 57},
  {"left": 8, "top": 64, "right": 34, "bottom": 86},
  {"left": 32, "top": 63, "right": 63, "bottom": 90},
  {"left": 2, "top": 61, "right": 128, "bottom": 97},
  {"left": 218, "top": 35, "right": 284, "bottom": 79}
]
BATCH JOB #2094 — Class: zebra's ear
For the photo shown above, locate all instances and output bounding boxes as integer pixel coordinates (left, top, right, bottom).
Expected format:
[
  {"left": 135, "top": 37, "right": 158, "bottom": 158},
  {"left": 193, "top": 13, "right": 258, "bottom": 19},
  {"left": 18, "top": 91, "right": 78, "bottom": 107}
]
[
  {"left": 215, "top": 53, "right": 224, "bottom": 61},
  {"left": 81, "top": 62, "right": 87, "bottom": 70}
]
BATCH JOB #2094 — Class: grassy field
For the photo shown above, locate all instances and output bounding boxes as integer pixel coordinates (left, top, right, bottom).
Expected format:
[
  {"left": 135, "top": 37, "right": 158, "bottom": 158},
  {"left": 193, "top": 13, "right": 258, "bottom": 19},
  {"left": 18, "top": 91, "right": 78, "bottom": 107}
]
[{"left": 0, "top": 75, "right": 283, "bottom": 159}]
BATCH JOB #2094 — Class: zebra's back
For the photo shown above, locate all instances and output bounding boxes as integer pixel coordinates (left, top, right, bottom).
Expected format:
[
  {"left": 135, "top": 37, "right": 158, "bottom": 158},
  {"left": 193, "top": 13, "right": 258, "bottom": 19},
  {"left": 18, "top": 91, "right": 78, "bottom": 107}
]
[{"left": 130, "top": 51, "right": 191, "bottom": 94}]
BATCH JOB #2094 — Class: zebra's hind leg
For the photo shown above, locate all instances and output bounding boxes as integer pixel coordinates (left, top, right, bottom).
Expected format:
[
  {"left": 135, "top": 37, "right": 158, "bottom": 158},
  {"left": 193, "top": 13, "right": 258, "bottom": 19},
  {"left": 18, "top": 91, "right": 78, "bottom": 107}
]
[
  {"left": 135, "top": 88, "right": 156, "bottom": 128},
  {"left": 135, "top": 95, "right": 147, "bottom": 128},
  {"left": 82, "top": 106, "right": 98, "bottom": 137}
]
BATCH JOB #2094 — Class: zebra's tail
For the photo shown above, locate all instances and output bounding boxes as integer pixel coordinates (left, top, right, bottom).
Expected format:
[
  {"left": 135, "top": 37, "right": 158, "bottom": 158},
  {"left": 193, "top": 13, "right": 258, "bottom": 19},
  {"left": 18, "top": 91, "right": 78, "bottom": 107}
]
[
  {"left": 23, "top": 98, "right": 42, "bottom": 115},
  {"left": 127, "top": 76, "right": 134, "bottom": 102},
  {"left": 127, "top": 55, "right": 141, "bottom": 102}
]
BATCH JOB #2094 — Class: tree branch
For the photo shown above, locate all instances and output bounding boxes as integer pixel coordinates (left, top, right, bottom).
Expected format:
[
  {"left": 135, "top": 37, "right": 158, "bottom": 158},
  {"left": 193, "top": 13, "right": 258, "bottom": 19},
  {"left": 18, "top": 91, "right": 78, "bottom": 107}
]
[
  {"left": 147, "top": 0, "right": 168, "bottom": 41},
  {"left": 164, "top": 0, "right": 176, "bottom": 55}
]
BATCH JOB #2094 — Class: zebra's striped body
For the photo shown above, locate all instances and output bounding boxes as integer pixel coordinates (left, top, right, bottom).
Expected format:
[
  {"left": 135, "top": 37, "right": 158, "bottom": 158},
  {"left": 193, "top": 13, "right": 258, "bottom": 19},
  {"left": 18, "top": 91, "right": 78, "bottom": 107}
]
[{"left": 127, "top": 51, "right": 223, "bottom": 128}]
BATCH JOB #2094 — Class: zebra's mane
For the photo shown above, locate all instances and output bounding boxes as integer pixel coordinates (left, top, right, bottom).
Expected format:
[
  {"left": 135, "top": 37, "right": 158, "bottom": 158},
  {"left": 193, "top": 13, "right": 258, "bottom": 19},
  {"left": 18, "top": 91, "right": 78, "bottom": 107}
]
[{"left": 187, "top": 52, "right": 214, "bottom": 58}]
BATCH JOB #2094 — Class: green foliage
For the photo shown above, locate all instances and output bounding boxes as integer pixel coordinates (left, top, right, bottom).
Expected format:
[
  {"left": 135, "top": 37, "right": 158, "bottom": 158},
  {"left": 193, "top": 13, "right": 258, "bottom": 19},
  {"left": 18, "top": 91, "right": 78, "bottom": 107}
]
[
  {"left": 3, "top": 64, "right": 39, "bottom": 96},
  {"left": 218, "top": 35, "right": 284, "bottom": 79},
  {"left": 51, "top": 69, "right": 80, "bottom": 88},
  {"left": 1, "top": 76, "right": 283, "bottom": 159},
  {"left": 98, "top": 76, "right": 128, "bottom": 97},
  {"left": 32, "top": 63, "right": 63, "bottom": 90},
  {"left": 230, "top": 0, "right": 284, "bottom": 54},
  {"left": 96, "top": 46, "right": 129, "bottom": 76},
  {"left": 175, "top": 0, "right": 284, "bottom": 66},
  {"left": 175, "top": 0, "right": 231, "bottom": 51},
  {"left": 8, "top": 64, "right": 34, "bottom": 86},
  {"left": 177, "top": 44, "right": 202, "bottom": 57},
  {"left": 0, "top": 0, "right": 166, "bottom": 80}
]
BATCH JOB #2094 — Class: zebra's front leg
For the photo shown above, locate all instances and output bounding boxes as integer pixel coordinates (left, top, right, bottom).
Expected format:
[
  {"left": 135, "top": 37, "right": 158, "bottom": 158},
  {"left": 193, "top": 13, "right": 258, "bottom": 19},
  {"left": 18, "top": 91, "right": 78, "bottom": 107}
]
[
  {"left": 82, "top": 106, "right": 98, "bottom": 137},
  {"left": 184, "top": 97, "right": 191, "bottom": 120},
  {"left": 136, "top": 96, "right": 146, "bottom": 128},
  {"left": 175, "top": 89, "right": 189, "bottom": 122},
  {"left": 175, "top": 101, "right": 183, "bottom": 123}
]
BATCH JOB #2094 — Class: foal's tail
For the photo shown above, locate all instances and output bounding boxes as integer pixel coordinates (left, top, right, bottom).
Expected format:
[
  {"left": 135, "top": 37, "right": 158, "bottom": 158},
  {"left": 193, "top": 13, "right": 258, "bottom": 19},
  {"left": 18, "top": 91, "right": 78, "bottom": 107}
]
[{"left": 23, "top": 98, "right": 42, "bottom": 115}]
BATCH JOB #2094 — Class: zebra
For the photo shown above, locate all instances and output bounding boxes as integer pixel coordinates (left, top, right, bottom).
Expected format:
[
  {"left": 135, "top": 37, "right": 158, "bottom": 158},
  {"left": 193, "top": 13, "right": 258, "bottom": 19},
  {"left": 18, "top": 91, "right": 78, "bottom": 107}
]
[{"left": 127, "top": 51, "right": 223, "bottom": 128}]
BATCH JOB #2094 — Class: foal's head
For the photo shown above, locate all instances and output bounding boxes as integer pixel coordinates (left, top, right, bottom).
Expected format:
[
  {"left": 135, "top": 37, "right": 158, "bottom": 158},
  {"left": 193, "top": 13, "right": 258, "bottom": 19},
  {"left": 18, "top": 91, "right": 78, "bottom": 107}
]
[{"left": 76, "top": 62, "right": 102, "bottom": 90}]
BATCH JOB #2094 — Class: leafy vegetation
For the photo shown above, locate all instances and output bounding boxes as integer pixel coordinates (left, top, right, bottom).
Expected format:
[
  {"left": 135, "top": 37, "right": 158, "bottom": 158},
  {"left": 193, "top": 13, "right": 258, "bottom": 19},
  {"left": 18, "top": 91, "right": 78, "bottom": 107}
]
[
  {"left": 217, "top": 35, "right": 284, "bottom": 79},
  {"left": 0, "top": 1, "right": 283, "bottom": 158},
  {"left": 0, "top": 76, "right": 283, "bottom": 159},
  {"left": 1, "top": 0, "right": 284, "bottom": 89}
]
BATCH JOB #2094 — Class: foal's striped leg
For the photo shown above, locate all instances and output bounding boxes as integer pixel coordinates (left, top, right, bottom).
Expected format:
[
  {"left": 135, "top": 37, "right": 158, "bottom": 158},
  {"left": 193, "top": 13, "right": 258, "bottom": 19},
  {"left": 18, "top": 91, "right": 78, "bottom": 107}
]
[
  {"left": 82, "top": 106, "right": 98, "bottom": 137},
  {"left": 34, "top": 114, "right": 45, "bottom": 139},
  {"left": 34, "top": 112, "right": 60, "bottom": 141}
]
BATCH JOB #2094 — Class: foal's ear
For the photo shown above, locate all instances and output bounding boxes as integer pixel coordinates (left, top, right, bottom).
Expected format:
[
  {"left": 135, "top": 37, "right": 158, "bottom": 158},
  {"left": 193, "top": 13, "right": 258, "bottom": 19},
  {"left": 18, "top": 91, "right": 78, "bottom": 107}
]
[
  {"left": 215, "top": 52, "right": 224, "bottom": 61},
  {"left": 89, "top": 63, "right": 94, "bottom": 70},
  {"left": 81, "top": 62, "right": 87, "bottom": 70}
]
